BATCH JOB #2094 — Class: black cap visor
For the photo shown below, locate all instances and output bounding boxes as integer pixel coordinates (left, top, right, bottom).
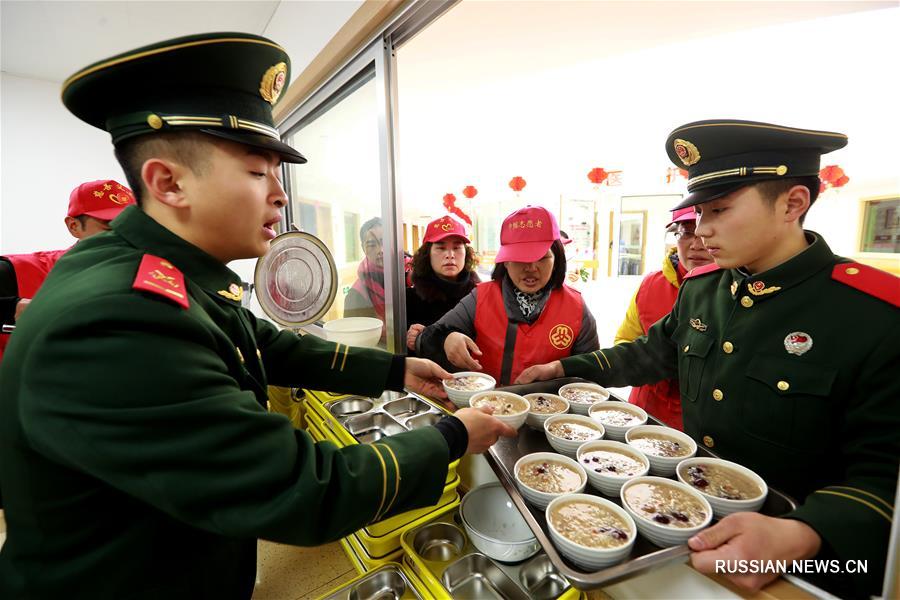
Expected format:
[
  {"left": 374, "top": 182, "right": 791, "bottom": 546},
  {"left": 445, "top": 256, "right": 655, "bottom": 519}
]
[
  {"left": 672, "top": 182, "right": 748, "bottom": 210},
  {"left": 201, "top": 129, "right": 307, "bottom": 164}
]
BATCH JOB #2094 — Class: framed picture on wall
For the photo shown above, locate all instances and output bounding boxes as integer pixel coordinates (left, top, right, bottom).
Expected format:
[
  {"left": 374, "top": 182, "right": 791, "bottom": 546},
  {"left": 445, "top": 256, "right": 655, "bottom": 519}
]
[{"left": 859, "top": 196, "right": 900, "bottom": 254}]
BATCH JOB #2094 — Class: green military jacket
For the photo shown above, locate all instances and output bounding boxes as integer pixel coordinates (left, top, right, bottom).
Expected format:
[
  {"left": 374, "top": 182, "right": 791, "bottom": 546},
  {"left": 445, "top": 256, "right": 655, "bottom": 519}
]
[
  {"left": 0, "top": 206, "right": 450, "bottom": 599},
  {"left": 562, "top": 233, "right": 899, "bottom": 596}
]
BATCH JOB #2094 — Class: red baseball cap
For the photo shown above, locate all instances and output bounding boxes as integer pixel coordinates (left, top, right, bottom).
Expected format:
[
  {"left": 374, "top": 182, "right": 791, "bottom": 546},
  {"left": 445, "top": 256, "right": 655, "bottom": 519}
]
[
  {"left": 667, "top": 206, "right": 697, "bottom": 228},
  {"left": 495, "top": 205, "right": 562, "bottom": 264},
  {"left": 67, "top": 179, "right": 136, "bottom": 220},
  {"left": 423, "top": 215, "right": 471, "bottom": 244}
]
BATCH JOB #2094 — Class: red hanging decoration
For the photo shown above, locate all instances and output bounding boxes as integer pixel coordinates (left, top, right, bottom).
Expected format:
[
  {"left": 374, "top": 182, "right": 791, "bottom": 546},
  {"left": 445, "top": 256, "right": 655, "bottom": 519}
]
[
  {"left": 587, "top": 168, "right": 608, "bottom": 185},
  {"left": 819, "top": 165, "right": 850, "bottom": 193},
  {"left": 509, "top": 176, "right": 527, "bottom": 192},
  {"left": 441, "top": 193, "right": 472, "bottom": 226},
  {"left": 462, "top": 185, "right": 478, "bottom": 199}
]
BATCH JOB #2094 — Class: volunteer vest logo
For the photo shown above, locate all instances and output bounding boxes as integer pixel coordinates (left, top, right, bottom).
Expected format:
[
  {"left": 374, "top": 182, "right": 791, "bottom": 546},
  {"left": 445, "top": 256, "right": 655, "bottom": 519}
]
[
  {"left": 549, "top": 324, "right": 574, "bottom": 350},
  {"left": 259, "top": 62, "right": 287, "bottom": 105}
]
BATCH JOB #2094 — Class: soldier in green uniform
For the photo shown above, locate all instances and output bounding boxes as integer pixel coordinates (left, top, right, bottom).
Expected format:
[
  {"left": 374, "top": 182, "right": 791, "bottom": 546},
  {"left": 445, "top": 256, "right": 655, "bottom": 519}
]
[
  {"left": 519, "top": 120, "right": 899, "bottom": 597},
  {"left": 0, "top": 33, "right": 516, "bottom": 599}
]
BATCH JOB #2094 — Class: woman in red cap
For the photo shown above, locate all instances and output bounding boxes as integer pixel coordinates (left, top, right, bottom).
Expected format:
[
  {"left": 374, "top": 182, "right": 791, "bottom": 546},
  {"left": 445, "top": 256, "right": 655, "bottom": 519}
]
[
  {"left": 614, "top": 207, "right": 712, "bottom": 430},
  {"left": 416, "top": 206, "right": 598, "bottom": 385},
  {"left": 405, "top": 216, "right": 480, "bottom": 351}
]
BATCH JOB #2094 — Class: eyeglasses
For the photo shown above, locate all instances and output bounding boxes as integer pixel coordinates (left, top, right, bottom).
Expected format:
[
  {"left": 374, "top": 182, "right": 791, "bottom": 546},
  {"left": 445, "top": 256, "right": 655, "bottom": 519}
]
[{"left": 674, "top": 229, "right": 697, "bottom": 241}]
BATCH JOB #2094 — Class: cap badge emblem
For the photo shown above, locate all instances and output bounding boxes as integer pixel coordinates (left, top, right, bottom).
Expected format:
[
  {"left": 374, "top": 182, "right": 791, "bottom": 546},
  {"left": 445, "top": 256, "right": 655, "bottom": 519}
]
[
  {"left": 748, "top": 281, "right": 781, "bottom": 296},
  {"left": 689, "top": 318, "right": 708, "bottom": 332},
  {"left": 441, "top": 223, "right": 452, "bottom": 231},
  {"left": 108, "top": 193, "right": 129, "bottom": 205},
  {"left": 549, "top": 324, "right": 574, "bottom": 350},
  {"left": 259, "top": 62, "right": 287, "bottom": 105},
  {"left": 673, "top": 138, "right": 701, "bottom": 166},
  {"left": 784, "top": 332, "right": 813, "bottom": 356}
]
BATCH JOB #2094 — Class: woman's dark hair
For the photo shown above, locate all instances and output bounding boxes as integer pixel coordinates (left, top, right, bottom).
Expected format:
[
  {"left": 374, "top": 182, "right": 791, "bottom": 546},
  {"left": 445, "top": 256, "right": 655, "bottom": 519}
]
[
  {"left": 491, "top": 239, "right": 567, "bottom": 290},
  {"left": 359, "top": 217, "right": 383, "bottom": 243},
  {"left": 411, "top": 240, "right": 478, "bottom": 284}
]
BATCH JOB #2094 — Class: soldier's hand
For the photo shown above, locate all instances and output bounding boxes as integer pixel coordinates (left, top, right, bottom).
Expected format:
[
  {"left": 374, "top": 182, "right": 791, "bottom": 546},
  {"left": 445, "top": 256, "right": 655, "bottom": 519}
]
[
  {"left": 406, "top": 324, "right": 425, "bottom": 351},
  {"left": 14, "top": 298, "right": 31, "bottom": 321},
  {"left": 515, "top": 360, "right": 563, "bottom": 384},
  {"left": 404, "top": 357, "right": 452, "bottom": 400},
  {"left": 689, "top": 512, "right": 822, "bottom": 591},
  {"left": 444, "top": 332, "right": 482, "bottom": 371},
  {"left": 454, "top": 406, "right": 518, "bottom": 454}
]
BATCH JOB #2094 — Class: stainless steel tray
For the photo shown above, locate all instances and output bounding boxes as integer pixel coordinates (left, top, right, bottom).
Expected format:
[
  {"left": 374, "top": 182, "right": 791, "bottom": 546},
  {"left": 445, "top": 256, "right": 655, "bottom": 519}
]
[
  {"left": 319, "top": 563, "right": 422, "bottom": 600},
  {"left": 321, "top": 392, "right": 445, "bottom": 444},
  {"left": 485, "top": 377, "right": 798, "bottom": 591},
  {"left": 401, "top": 509, "right": 574, "bottom": 600}
]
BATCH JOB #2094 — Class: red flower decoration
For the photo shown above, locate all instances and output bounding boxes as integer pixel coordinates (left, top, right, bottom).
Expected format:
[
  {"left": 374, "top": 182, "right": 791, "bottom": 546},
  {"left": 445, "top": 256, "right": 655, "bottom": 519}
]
[
  {"left": 462, "top": 185, "right": 478, "bottom": 199},
  {"left": 441, "top": 193, "right": 471, "bottom": 225},
  {"left": 509, "top": 176, "right": 527, "bottom": 192},
  {"left": 819, "top": 165, "right": 850, "bottom": 191},
  {"left": 587, "top": 168, "right": 608, "bottom": 185}
]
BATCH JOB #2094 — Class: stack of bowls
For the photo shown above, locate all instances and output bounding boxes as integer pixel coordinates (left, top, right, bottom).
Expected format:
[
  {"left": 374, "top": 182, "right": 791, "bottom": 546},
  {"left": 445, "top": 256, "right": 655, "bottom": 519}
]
[
  {"left": 322, "top": 317, "right": 383, "bottom": 348},
  {"left": 469, "top": 390, "right": 529, "bottom": 431},
  {"left": 513, "top": 452, "right": 587, "bottom": 509},
  {"left": 546, "top": 494, "right": 637, "bottom": 569},
  {"left": 442, "top": 372, "right": 496, "bottom": 409},
  {"left": 676, "top": 457, "right": 768, "bottom": 518},
  {"left": 459, "top": 483, "right": 541, "bottom": 563}
]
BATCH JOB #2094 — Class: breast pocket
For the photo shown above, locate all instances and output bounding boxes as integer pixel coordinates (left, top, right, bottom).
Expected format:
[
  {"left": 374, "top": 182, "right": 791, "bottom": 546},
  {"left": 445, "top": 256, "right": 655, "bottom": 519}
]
[
  {"left": 740, "top": 355, "right": 837, "bottom": 452},
  {"left": 672, "top": 325, "right": 714, "bottom": 403}
]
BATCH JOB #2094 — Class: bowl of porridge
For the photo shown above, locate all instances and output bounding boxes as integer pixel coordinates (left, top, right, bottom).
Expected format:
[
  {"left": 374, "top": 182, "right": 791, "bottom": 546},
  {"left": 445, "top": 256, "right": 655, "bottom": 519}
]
[
  {"left": 625, "top": 425, "right": 697, "bottom": 476},
  {"left": 543, "top": 414, "right": 605, "bottom": 457},
  {"left": 523, "top": 393, "right": 570, "bottom": 430},
  {"left": 620, "top": 476, "right": 712, "bottom": 547},
  {"left": 514, "top": 452, "right": 587, "bottom": 509},
  {"left": 459, "top": 482, "right": 540, "bottom": 562},
  {"left": 576, "top": 440, "right": 651, "bottom": 497},
  {"left": 469, "top": 390, "right": 529, "bottom": 430},
  {"left": 443, "top": 371, "right": 496, "bottom": 408},
  {"left": 588, "top": 402, "right": 648, "bottom": 442},
  {"left": 557, "top": 382, "right": 611, "bottom": 415},
  {"left": 546, "top": 493, "right": 637, "bottom": 569},
  {"left": 676, "top": 458, "right": 768, "bottom": 517}
]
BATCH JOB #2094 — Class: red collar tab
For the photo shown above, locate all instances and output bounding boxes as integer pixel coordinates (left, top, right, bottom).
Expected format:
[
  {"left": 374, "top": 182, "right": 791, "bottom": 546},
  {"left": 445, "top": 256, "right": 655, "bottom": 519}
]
[
  {"left": 132, "top": 254, "right": 189, "bottom": 309},
  {"left": 684, "top": 262, "right": 722, "bottom": 280},
  {"left": 832, "top": 263, "right": 899, "bottom": 308}
]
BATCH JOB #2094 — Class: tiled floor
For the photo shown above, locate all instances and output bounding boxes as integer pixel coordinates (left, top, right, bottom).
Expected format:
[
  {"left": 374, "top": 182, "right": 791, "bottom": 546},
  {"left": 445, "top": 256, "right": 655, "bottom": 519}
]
[{"left": 252, "top": 539, "right": 356, "bottom": 600}]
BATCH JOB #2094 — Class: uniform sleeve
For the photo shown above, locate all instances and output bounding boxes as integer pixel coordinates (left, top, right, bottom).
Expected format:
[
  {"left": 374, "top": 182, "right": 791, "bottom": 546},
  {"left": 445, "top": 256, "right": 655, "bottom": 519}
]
[
  {"left": 248, "top": 312, "right": 397, "bottom": 397},
  {"left": 573, "top": 298, "right": 600, "bottom": 354},
  {"left": 19, "top": 294, "right": 449, "bottom": 546},
  {"left": 415, "top": 288, "right": 478, "bottom": 363},
  {"left": 615, "top": 289, "right": 644, "bottom": 344},
  {"left": 561, "top": 299, "right": 679, "bottom": 387},
  {"left": 786, "top": 317, "right": 900, "bottom": 594},
  {"left": 0, "top": 258, "right": 19, "bottom": 325}
]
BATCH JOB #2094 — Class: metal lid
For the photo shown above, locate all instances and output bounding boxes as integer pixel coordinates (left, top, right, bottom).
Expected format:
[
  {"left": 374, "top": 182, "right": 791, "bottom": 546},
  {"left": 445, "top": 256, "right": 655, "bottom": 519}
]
[{"left": 254, "top": 231, "right": 337, "bottom": 327}]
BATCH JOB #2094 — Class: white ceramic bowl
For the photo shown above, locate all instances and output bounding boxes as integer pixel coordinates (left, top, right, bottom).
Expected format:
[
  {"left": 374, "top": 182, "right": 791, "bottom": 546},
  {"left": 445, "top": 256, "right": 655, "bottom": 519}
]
[
  {"left": 543, "top": 414, "right": 605, "bottom": 457},
  {"left": 523, "top": 393, "right": 570, "bottom": 430},
  {"left": 558, "top": 382, "right": 610, "bottom": 415},
  {"left": 576, "top": 440, "right": 650, "bottom": 497},
  {"left": 625, "top": 425, "right": 697, "bottom": 476},
  {"left": 469, "top": 390, "right": 529, "bottom": 430},
  {"left": 322, "top": 317, "right": 383, "bottom": 348},
  {"left": 620, "top": 476, "right": 713, "bottom": 547},
  {"left": 459, "top": 483, "right": 540, "bottom": 563},
  {"left": 589, "top": 402, "right": 648, "bottom": 442},
  {"left": 676, "top": 457, "right": 768, "bottom": 518},
  {"left": 546, "top": 493, "right": 637, "bottom": 569},
  {"left": 443, "top": 372, "right": 496, "bottom": 409},
  {"left": 513, "top": 452, "right": 587, "bottom": 509}
]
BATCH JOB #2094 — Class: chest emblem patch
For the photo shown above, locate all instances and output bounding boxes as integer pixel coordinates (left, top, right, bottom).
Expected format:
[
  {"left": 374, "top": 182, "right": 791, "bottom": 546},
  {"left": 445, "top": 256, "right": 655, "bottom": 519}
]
[
  {"left": 549, "top": 324, "right": 574, "bottom": 350},
  {"left": 784, "top": 332, "right": 813, "bottom": 356},
  {"left": 748, "top": 280, "right": 781, "bottom": 296},
  {"left": 689, "top": 318, "right": 708, "bottom": 332}
]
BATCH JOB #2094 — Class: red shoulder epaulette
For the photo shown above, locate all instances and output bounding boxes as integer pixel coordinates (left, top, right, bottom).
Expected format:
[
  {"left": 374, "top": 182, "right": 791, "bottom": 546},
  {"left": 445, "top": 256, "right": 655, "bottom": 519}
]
[
  {"left": 132, "top": 254, "right": 189, "bottom": 309},
  {"left": 832, "top": 262, "right": 900, "bottom": 308},
  {"left": 684, "top": 262, "right": 722, "bottom": 280}
]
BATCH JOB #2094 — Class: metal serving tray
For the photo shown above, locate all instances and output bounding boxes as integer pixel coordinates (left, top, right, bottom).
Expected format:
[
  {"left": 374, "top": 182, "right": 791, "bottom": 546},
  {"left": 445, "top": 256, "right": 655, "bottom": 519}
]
[
  {"left": 324, "top": 393, "right": 444, "bottom": 444},
  {"left": 402, "top": 510, "right": 576, "bottom": 600},
  {"left": 319, "top": 563, "right": 423, "bottom": 600},
  {"left": 485, "top": 377, "right": 798, "bottom": 591}
]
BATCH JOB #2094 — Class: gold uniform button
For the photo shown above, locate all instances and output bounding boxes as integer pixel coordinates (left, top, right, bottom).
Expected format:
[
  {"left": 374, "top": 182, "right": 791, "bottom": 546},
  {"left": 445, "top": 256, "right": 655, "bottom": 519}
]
[
  {"left": 777, "top": 380, "right": 790, "bottom": 391},
  {"left": 845, "top": 267, "right": 859, "bottom": 275},
  {"left": 712, "top": 389, "right": 724, "bottom": 401},
  {"left": 741, "top": 296, "right": 754, "bottom": 308},
  {"left": 722, "top": 341, "right": 734, "bottom": 354},
  {"left": 683, "top": 345, "right": 690, "bottom": 353},
  {"left": 703, "top": 435, "right": 715, "bottom": 448},
  {"left": 147, "top": 114, "right": 163, "bottom": 130}
]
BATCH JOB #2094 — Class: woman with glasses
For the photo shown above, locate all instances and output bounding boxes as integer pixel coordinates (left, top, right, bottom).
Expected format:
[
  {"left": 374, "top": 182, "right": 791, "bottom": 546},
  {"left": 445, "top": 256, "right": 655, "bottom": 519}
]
[{"left": 613, "top": 207, "right": 713, "bottom": 430}]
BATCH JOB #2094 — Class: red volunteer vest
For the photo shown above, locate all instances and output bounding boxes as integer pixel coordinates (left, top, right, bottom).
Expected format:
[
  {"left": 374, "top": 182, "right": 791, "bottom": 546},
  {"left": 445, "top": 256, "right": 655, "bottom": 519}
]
[
  {"left": 628, "top": 266, "right": 684, "bottom": 430},
  {"left": 0, "top": 249, "right": 69, "bottom": 361},
  {"left": 474, "top": 281, "right": 583, "bottom": 385}
]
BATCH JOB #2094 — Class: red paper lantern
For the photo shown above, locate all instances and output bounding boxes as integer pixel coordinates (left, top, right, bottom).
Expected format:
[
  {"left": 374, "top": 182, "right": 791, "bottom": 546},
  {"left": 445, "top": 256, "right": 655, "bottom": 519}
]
[
  {"left": 587, "top": 168, "right": 608, "bottom": 185},
  {"left": 462, "top": 185, "right": 478, "bottom": 199},
  {"left": 442, "top": 193, "right": 456, "bottom": 207},
  {"left": 509, "top": 176, "right": 527, "bottom": 192}
]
